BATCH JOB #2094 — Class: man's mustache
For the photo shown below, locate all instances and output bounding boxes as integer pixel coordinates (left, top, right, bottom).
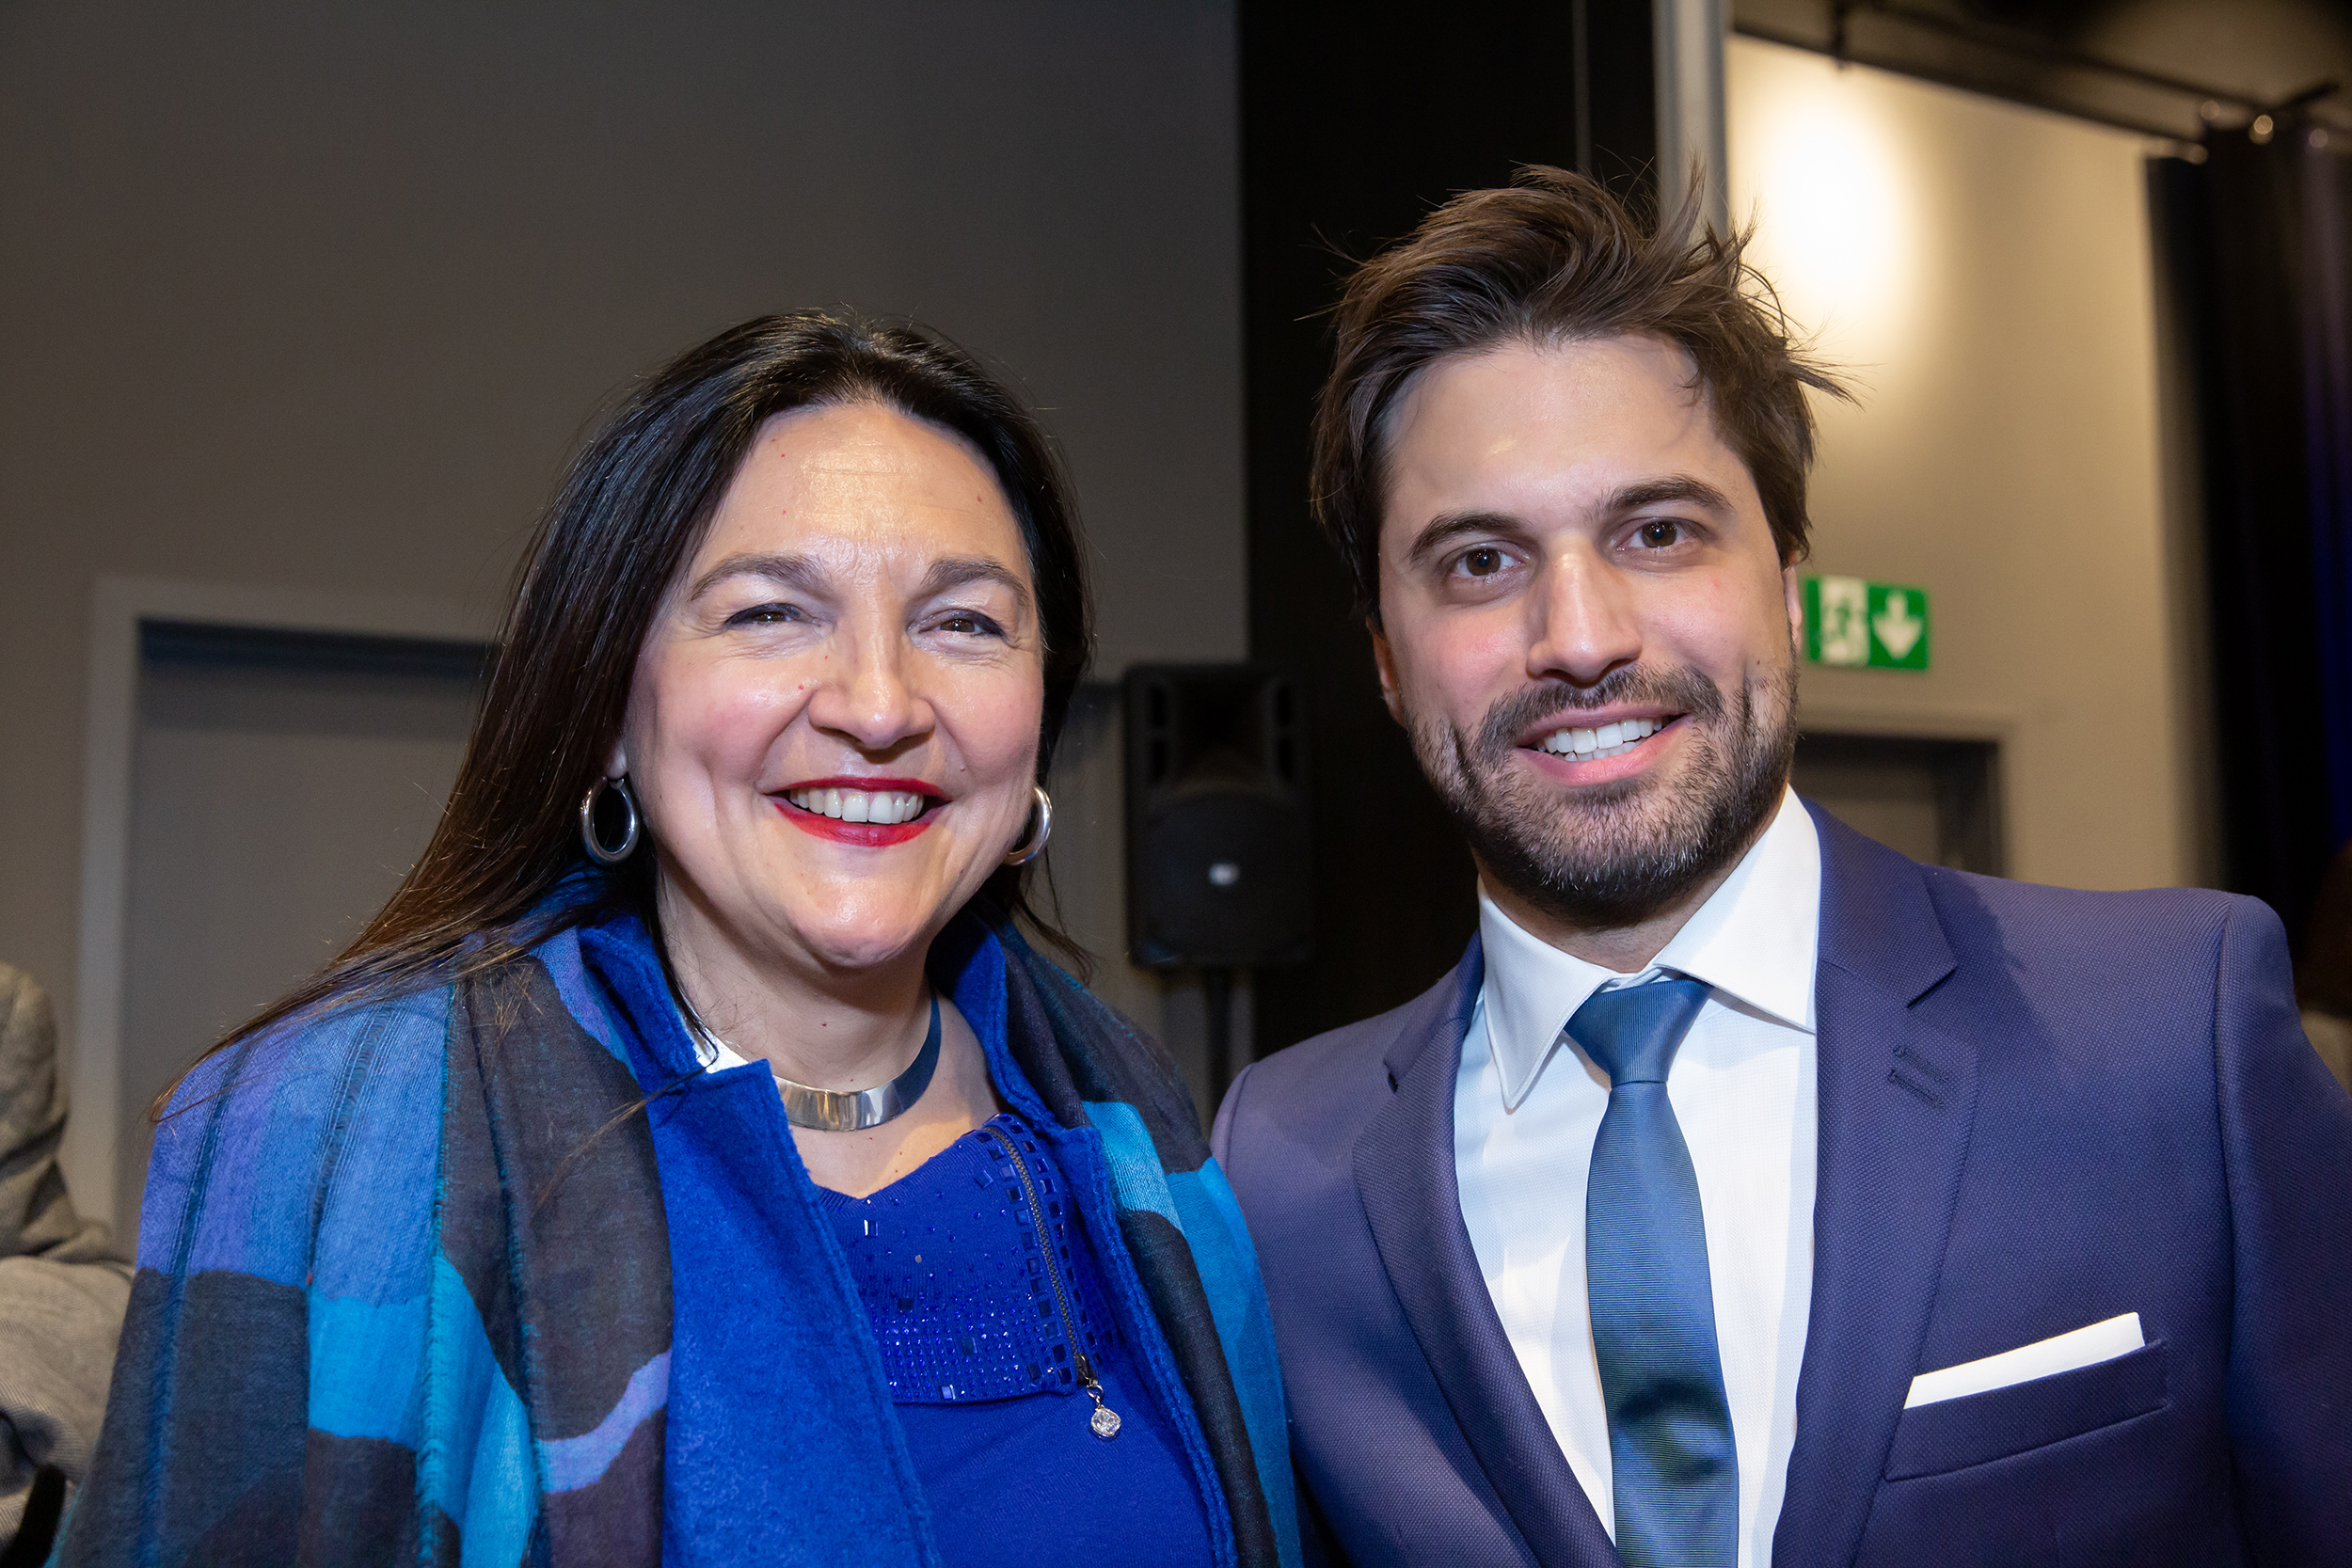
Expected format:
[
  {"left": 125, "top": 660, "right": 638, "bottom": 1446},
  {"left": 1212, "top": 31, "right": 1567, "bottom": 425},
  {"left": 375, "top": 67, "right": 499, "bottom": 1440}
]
[{"left": 1473, "top": 665, "right": 1726, "bottom": 760}]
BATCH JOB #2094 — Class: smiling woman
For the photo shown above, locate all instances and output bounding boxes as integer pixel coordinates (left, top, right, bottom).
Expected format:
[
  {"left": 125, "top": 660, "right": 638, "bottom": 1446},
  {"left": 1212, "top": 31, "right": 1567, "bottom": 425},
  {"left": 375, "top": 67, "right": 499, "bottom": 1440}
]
[
  {"left": 621, "top": 402, "right": 1055, "bottom": 1117},
  {"left": 58, "top": 316, "right": 1299, "bottom": 1568}
]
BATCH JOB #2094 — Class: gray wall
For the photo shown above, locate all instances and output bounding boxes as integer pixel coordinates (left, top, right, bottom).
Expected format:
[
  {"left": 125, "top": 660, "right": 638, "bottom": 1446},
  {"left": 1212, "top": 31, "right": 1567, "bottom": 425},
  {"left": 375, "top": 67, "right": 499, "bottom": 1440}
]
[
  {"left": 1730, "top": 37, "right": 2203, "bottom": 893},
  {"left": 0, "top": 4, "right": 1246, "bottom": 1097}
]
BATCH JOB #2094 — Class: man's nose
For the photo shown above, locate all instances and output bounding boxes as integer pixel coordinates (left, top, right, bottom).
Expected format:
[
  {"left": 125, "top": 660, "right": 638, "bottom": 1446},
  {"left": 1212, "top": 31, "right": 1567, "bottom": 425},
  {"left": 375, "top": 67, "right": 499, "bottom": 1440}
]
[{"left": 1527, "top": 552, "right": 1642, "bottom": 687}]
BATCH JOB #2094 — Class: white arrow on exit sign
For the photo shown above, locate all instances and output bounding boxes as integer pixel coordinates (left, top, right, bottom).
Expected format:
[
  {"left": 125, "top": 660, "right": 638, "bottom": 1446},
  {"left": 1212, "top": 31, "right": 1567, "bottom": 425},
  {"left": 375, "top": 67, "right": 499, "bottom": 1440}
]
[{"left": 1872, "top": 594, "right": 1924, "bottom": 660}]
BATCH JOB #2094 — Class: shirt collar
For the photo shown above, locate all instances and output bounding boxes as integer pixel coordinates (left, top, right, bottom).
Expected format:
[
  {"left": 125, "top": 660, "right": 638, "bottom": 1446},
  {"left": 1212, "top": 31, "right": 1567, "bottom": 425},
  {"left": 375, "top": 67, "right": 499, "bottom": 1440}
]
[{"left": 1476, "top": 787, "right": 1821, "bottom": 1110}]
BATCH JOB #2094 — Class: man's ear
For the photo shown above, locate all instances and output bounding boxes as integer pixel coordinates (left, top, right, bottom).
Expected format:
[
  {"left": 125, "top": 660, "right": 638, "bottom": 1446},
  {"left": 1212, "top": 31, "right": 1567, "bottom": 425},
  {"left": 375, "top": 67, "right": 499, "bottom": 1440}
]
[
  {"left": 1782, "top": 562, "right": 1804, "bottom": 651},
  {"left": 1369, "top": 619, "right": 1406, "bottom": 726}
]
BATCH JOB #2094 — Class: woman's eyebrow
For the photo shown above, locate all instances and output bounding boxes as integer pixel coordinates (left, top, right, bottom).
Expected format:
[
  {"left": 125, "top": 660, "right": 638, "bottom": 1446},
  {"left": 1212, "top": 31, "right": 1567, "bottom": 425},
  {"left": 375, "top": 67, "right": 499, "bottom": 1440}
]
[
  {"left": 916, "top": 556, "right": 1033, "bottom": 618},
  {"left": 689, "top": 551, "right": 828, "bottom": 601}
]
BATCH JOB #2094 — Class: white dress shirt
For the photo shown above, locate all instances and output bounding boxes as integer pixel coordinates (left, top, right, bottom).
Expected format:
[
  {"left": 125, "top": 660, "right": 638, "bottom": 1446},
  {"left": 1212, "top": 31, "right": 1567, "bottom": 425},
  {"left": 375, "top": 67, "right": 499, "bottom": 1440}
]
[{"left": 1454, "top": 788, "right": 1820, "bottom": 1568}]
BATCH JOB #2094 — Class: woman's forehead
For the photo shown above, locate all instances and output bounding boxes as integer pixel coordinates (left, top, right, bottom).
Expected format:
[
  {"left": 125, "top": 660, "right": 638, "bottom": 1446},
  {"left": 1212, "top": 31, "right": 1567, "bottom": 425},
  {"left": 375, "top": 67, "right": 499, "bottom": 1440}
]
[{"left": 697, "top": 403, "right": 1028, "bottom": 578}]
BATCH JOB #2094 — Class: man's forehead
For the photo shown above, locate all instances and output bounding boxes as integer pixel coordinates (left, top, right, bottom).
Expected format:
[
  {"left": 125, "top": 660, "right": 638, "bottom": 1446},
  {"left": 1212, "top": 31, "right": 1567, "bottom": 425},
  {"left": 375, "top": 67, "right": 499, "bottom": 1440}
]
[{"left": 1380, "top": 336, "right": 1744, "bottom": 519}]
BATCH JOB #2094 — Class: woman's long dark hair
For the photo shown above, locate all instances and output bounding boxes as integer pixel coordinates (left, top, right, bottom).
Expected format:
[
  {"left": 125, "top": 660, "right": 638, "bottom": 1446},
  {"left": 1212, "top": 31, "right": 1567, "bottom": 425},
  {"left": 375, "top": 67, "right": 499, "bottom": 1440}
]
[{"left": 174, "top": 312, "right": 1093, "bottom": 1091}]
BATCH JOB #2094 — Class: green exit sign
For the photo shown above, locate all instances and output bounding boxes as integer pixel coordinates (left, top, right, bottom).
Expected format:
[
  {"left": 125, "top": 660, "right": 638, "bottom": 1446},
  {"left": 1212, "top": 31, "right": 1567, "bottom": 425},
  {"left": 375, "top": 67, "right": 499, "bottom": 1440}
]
[{"left": 1804, "top": 576, "right": 1930, "bottom": 670}]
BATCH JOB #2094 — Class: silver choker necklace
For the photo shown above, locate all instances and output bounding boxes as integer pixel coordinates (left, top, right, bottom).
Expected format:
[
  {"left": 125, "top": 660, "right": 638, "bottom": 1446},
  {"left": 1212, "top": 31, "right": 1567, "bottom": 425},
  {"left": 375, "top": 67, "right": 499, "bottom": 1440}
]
[
  {"left": 686, "top": 993, "right": 943, "bottom": 1132},
  {"left": 774, "top": 996, "right": 942, "bottom": 1132}
]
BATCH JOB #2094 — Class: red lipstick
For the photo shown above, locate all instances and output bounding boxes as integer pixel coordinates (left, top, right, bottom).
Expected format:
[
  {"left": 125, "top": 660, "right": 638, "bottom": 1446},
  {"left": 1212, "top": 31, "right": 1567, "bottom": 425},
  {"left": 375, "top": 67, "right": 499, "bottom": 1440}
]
[{"left": 774, "top": 776, "right": 943, "bottom": 847}]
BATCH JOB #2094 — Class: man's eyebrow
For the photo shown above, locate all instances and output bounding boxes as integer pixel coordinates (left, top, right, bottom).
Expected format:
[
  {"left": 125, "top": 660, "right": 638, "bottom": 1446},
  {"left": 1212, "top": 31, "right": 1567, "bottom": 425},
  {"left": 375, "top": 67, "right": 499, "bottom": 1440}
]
[
  {"left": 1602, "top": 475, "right": 1736, "bottom": 516},
  {"left": 688, "top": 551, "right": 828, "bottom": 601},
  {"left": 1404, "top": 510, "right": 1528, "bottom": 568},
  {"left": 915, "top": 556, "right": 1033, "bottom": 618}
]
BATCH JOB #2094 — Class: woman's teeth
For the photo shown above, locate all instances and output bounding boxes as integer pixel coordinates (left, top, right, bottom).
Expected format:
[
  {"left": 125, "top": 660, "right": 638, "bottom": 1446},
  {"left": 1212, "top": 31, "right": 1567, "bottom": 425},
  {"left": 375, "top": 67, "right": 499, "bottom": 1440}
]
[
  {"left": 1536, "top": 717, "right": 1665, "bottom": 761},
  {"left": 785, "top": 786, "right": 930, "bottom": 825}
]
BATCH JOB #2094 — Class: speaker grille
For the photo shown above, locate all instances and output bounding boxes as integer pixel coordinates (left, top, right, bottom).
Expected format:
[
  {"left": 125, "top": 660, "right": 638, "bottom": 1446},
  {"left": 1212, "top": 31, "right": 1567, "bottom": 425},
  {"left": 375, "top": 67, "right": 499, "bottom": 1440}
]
[{"left": 1122, "top": 664, "right": 1311, "bottom": 970}]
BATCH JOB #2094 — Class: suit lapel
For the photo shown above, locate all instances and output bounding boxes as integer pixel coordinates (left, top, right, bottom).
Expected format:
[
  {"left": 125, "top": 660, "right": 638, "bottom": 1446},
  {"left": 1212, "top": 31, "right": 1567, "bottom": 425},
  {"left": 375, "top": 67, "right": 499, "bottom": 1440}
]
[
  {"left": 1354, "top": 941, "right": 1623, "bottom": 1568},
  {"left": 1772, "top": 807, "right": 1980, "bottom": 1567}
]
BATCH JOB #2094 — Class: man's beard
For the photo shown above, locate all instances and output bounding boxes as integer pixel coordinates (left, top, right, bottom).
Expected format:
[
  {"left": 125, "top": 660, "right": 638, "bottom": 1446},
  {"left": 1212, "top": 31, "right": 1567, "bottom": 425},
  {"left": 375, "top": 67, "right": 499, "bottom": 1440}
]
[{"left": 1407, "top": 656, "right": 1798, "bottom": 931}]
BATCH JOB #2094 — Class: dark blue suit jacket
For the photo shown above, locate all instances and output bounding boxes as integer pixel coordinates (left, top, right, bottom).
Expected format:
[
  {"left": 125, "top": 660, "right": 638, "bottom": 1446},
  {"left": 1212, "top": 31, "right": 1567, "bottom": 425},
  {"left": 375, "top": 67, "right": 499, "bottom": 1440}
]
[{"left": 1213, "top": 805, "right": 2352, "bottom": 1566}]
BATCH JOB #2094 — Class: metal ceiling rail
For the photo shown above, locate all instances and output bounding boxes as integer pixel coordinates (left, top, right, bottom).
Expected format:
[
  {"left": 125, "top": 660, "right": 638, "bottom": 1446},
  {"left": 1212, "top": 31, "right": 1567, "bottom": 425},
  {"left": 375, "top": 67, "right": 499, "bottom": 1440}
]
[{"left": 1739, "top": 0, "right": 2339, "bottom": 146}]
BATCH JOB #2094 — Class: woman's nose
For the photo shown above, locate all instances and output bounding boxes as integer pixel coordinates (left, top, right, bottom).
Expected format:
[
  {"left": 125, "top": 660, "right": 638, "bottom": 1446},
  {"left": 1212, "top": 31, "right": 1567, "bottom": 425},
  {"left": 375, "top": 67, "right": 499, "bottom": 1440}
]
[{"left": 803, "top": 633, "right": 934, "bottom": 752}]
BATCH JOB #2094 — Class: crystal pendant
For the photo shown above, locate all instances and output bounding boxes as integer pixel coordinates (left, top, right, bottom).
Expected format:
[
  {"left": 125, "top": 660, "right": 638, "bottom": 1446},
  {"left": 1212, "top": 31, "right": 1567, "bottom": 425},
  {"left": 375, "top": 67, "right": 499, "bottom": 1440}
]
[{"left": 1090, "top": 1403, "right": 1122, "bottom": 1439}]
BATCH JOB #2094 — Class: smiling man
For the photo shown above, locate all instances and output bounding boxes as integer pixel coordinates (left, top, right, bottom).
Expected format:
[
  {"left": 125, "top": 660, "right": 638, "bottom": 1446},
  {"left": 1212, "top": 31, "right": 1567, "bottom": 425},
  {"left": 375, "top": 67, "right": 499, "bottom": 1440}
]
[{"left": 1212, "top": 168, "right": 2352, "bottom": 1567}]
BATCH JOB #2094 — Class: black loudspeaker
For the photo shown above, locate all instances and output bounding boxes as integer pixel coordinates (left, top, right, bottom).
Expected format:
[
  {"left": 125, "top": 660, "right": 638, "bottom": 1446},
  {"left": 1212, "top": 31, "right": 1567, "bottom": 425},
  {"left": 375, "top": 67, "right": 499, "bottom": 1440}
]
[{"left": 1122, "top": 664, "right": 1311, "bottom": 971}]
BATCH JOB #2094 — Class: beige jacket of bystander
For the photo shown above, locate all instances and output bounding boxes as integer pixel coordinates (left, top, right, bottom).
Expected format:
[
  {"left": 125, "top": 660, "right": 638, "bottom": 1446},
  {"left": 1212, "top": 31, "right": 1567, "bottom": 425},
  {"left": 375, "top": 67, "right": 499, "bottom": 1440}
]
[{"left": 0, "top": 963, "right": 131, "bottom": 1558}]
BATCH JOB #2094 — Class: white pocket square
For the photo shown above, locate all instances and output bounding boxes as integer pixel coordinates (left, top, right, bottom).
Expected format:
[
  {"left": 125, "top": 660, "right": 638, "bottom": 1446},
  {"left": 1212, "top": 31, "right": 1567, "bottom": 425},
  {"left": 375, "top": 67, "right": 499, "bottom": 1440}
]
[{"left": 1903, "top": 1312, "right": 2144, "bottom": 1408}]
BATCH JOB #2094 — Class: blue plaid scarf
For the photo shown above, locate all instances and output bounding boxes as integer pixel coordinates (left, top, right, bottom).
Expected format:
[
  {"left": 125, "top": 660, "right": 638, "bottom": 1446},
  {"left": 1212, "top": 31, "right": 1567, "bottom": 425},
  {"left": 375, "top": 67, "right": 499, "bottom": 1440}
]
[{"left": 56, "top": 901, "right": 1298, "bottom": 1567}]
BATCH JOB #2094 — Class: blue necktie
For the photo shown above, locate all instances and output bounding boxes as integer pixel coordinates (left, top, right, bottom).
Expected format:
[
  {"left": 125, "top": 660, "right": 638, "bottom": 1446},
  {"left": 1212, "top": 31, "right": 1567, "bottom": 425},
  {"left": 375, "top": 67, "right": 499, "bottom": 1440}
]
[{"left": 1572, "top": 977, "right": 1738, "bottom": 1568}]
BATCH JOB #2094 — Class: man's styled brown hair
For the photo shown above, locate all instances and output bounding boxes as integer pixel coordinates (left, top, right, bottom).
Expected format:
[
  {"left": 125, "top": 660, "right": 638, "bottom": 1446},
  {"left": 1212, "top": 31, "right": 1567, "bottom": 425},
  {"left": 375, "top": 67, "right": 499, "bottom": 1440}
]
[{"left": 1311, "top": 165, "right": 1847, "bottom": 619}]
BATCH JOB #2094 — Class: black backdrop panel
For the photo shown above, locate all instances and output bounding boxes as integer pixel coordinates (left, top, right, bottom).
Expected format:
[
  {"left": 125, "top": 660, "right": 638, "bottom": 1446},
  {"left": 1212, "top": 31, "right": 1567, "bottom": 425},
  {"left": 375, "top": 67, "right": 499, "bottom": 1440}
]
[{"left": 1239, "top": 1, "right": 1658, "bottom": 1052}]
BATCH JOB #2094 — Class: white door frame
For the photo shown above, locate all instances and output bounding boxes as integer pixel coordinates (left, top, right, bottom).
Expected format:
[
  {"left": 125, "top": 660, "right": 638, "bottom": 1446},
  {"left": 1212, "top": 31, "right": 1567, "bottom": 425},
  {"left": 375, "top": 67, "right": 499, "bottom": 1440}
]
[{"left": 64, "top": 577, "right": 492, "bottom": 1227}]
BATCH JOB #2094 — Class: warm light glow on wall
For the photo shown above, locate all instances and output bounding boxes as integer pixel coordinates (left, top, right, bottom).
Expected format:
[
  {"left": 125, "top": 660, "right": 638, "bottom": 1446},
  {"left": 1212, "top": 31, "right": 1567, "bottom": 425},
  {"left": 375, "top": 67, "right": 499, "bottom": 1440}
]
[
  {"left": 1724, "top": 35, "right": 2190, "bottom": 893},
  {"left": 1728, "top": 50, "right": 1921, "bottom": 370}
]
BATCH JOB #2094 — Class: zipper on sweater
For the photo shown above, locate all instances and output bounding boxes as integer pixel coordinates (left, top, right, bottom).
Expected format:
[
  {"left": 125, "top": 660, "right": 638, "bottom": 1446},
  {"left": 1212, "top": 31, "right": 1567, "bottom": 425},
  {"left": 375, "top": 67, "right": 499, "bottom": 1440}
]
[{"left": 988, "top": 1125, "right": 1122, "bottom": 1440}]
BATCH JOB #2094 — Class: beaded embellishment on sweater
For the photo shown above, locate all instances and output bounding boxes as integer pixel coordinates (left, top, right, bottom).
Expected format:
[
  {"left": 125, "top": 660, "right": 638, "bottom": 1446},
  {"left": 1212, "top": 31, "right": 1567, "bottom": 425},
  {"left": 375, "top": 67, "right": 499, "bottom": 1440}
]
[{"left": 817, "top": 1113, "right": 1120, "bottom": 1404}]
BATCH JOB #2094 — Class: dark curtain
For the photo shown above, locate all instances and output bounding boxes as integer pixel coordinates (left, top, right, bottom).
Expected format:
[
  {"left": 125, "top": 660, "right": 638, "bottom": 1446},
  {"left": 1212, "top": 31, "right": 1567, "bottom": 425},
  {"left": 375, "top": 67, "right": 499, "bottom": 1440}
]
[{"left": 2153, "top": 124, "right": 2352, "bottom": 951}]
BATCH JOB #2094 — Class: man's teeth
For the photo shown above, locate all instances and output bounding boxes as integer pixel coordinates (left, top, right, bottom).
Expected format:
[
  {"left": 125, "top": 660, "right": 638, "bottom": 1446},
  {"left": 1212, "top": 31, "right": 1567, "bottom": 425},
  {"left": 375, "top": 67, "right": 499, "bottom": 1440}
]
[
  {"left": 1536, "top": 717, "right": 1665, "bottom": 760},
  {"left": 786, "top": 786, "right": 930, "bottom": 825}
]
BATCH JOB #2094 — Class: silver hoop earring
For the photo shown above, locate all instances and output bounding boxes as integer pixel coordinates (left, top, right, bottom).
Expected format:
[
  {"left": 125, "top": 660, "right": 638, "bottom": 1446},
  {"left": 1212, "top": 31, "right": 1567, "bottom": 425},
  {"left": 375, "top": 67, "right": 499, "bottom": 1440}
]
[
  {"left": 580, "top": 776, "right": 642, "bottom": 864},
  {"left": 1003, "top": 784, "right": 1053, "bottom": 866}
]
